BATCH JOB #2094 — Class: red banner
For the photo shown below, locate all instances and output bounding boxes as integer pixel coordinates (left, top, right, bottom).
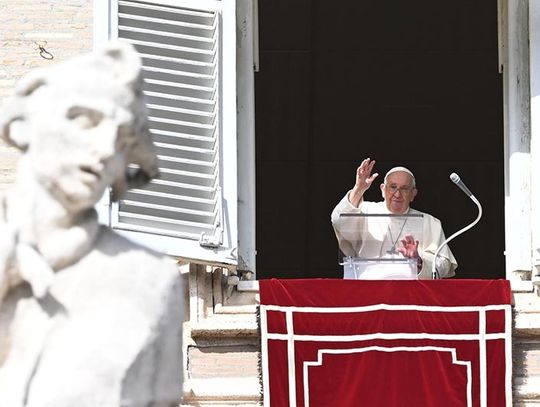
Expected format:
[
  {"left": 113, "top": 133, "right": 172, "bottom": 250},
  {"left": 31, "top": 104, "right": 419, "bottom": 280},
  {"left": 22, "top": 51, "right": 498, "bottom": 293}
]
[{"left": 259, "top": 279, "right": 512, "bottom": 407}]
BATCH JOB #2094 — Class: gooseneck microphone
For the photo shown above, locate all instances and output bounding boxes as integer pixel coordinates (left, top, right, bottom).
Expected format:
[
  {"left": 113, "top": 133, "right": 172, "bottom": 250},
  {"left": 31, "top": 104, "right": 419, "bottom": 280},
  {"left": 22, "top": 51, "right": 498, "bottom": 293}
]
[
  {"left": 450, "top": 173, "right": 473, "bottom": 197},
  {"left": 431, "top": 173, "right": 483, "bottom": 279}
]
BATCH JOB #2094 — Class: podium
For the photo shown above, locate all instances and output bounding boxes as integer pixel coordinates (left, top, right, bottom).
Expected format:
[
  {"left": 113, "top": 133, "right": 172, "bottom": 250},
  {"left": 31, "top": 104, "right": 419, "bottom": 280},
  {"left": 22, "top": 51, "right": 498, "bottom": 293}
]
[
  {"left": 336, "top": 213, "right": 423, "bottom": 280},
  {"left": 342, "top": 256, "right": 418, "bottom": 280},
  {"left": 259, "top": 279, "right": 512, "bottom": 407}
]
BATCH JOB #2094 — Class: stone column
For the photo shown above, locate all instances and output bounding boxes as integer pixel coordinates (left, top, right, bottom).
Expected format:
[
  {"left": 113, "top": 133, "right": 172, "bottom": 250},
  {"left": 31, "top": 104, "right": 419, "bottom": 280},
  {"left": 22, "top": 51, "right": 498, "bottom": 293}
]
[
  {"left": 529, "top": 0, "right": 540, "bottom": 288},
  {"left": 504, "top": 0, "right": 532, "bottom": 280}
]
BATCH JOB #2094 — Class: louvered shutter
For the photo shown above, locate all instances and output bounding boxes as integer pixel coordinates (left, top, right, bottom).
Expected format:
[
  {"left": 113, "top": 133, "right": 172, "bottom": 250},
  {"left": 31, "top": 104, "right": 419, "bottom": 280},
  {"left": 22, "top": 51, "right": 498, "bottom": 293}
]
[{"left": 97, "top": 0, "right": 238, "bottom": 265}]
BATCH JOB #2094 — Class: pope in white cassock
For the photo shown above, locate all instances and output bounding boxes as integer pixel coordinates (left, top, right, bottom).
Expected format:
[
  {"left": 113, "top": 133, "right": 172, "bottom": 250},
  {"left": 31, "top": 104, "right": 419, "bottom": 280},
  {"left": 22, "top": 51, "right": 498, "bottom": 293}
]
[{"left": 331, "top": 158, "right": 457, "bottom": 279}]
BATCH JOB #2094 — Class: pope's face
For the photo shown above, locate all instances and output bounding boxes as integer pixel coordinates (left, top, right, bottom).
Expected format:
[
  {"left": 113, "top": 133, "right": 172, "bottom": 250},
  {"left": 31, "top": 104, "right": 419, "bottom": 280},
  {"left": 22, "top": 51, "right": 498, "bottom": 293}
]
[
  {"left": 24, "top": 82, "right": 143, "bottom": 212},
  {"left": 380, "top": 171, "right": 418, "bottom": 214}
]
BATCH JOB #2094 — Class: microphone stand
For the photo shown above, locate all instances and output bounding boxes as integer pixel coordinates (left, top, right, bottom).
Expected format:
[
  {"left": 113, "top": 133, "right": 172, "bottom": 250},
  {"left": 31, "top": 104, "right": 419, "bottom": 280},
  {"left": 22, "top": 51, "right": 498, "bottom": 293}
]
[{"left": 431, "top": 195, "right": 483, "bottom": 279}]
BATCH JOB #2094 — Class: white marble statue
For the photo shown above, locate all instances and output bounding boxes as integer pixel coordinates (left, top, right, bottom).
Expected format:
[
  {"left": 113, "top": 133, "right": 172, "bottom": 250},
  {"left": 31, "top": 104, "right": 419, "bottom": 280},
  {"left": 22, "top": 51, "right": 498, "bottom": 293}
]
[{"left": 0, "top": 42, "right": 183, "bottom": 407}]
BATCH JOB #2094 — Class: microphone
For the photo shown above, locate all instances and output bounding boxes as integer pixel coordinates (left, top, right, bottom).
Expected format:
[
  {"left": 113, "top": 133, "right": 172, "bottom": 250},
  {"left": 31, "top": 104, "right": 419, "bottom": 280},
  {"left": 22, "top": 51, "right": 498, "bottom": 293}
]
[
  {"left": 431, "top": 173, "right": 483, "bottom": 279},
  {"left": 450, "top": 173, "right": 474, "bottom": 198}
]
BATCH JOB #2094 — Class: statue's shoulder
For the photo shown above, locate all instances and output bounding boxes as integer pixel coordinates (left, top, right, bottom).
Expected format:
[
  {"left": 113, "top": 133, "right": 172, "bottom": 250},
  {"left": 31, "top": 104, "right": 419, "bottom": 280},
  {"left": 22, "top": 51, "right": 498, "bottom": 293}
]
[{"left": 93, "top": 226, "right": 178, "bottom": 272}]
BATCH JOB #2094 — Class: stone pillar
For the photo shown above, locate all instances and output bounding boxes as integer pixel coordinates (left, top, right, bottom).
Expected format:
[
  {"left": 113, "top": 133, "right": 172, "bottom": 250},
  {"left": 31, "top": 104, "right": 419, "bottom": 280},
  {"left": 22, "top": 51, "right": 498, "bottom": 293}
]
[
  {"left": 504, "top": 0, "right": 532, "bottom": 280},
  {"left": 529, "top": 0, "right": 540, "bottom": 288}
]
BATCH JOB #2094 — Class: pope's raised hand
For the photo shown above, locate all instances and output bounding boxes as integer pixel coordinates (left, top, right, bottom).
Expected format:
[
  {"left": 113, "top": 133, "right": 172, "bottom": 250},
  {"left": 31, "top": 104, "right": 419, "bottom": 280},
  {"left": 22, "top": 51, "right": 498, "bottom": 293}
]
[{"left": 355, "top": 158, "right": 379, "bottom": 193}]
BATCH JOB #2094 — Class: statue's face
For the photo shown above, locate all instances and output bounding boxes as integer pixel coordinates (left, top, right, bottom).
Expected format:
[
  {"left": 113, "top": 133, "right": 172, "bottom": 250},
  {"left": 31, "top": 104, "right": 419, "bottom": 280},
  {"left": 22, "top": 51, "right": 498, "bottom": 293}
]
[{"left": 23, "top": 80, "right": 145, "bottom": 212}]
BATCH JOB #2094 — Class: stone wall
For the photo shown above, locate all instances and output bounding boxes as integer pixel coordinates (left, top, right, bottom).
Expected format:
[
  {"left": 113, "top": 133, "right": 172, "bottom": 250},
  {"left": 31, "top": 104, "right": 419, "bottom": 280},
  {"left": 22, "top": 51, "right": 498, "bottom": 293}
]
[
  {"left": 0, "top": 0, "right": 92, "bottom": 192},
  {"left": 513, "top": 292, "right": 540, "bottom": 405},
  {"left": 181, "top": 265, "right": 261, "bottom": 406}
]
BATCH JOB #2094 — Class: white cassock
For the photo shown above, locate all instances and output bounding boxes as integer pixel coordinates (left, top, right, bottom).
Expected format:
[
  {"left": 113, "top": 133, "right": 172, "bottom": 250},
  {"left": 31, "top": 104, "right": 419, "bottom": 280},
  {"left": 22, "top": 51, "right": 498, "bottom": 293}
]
[{"left": 331, "top": 192, "right": 458, "bottom": 279}]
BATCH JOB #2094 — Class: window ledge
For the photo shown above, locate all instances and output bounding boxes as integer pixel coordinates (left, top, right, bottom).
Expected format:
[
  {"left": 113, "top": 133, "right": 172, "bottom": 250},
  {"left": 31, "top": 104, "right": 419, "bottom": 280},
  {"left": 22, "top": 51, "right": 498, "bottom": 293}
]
[
  {"left": 237, "top": 280, "right": 259, "bottom": 292},
  {"left": 511, "top": 279, "right": 535, "bottom": 293},
  {"left": 190, "top": 316, "right": 258, "bottom": 338}
]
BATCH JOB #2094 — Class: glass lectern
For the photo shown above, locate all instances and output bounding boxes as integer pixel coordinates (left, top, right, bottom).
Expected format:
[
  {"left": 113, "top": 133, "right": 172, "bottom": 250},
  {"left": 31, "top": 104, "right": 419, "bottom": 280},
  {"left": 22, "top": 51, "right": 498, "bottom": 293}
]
[{"left": 335, "top": 212, "right": 424, "bottom": 280}]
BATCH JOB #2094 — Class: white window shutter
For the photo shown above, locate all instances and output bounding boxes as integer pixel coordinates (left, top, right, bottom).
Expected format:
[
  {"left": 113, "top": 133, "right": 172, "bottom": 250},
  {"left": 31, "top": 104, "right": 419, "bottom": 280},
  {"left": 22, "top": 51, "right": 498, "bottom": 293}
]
[{"left": 95, "top": 0, "right": 238, "bottom": 266}]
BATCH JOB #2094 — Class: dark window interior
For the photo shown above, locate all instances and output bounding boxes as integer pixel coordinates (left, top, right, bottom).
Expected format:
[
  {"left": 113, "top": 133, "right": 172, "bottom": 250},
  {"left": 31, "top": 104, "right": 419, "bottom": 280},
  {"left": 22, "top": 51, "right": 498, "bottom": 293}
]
[{"left": 255, "top": 0, "right": 504, "bottom": 280}]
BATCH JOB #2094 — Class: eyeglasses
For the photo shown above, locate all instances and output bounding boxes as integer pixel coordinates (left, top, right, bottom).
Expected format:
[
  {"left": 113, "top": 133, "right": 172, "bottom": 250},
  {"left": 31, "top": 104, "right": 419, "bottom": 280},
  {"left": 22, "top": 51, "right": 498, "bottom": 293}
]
[{"left": 385, "top": 185, "right": 414, "bottom": 195}]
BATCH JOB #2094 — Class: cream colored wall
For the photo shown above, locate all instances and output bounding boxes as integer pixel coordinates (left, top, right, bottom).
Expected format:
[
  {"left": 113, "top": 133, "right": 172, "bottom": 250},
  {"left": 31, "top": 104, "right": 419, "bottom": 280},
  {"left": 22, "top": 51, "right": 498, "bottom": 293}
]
[{"left": 0, "top": 0, "right": 93, "bottom": 192}]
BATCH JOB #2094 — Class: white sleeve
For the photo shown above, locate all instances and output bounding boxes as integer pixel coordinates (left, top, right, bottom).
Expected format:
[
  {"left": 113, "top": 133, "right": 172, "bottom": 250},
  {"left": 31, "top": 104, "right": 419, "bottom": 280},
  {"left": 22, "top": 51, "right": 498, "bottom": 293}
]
[
  {"left": 331, "top": 192, "right": 365, "bottom": 257},
  {"left": 417, "top": 253, "right": 453, "bottom": 279},
  {"left": 417, "top": 214, "right": 458, "bottom": 279}
]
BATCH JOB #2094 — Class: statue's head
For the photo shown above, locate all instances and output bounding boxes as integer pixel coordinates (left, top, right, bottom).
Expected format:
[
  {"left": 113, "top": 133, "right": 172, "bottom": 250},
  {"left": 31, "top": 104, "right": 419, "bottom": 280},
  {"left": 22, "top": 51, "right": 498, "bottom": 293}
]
[{"left": 0, "top": 42, "right": 158, "bottom": 212}]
